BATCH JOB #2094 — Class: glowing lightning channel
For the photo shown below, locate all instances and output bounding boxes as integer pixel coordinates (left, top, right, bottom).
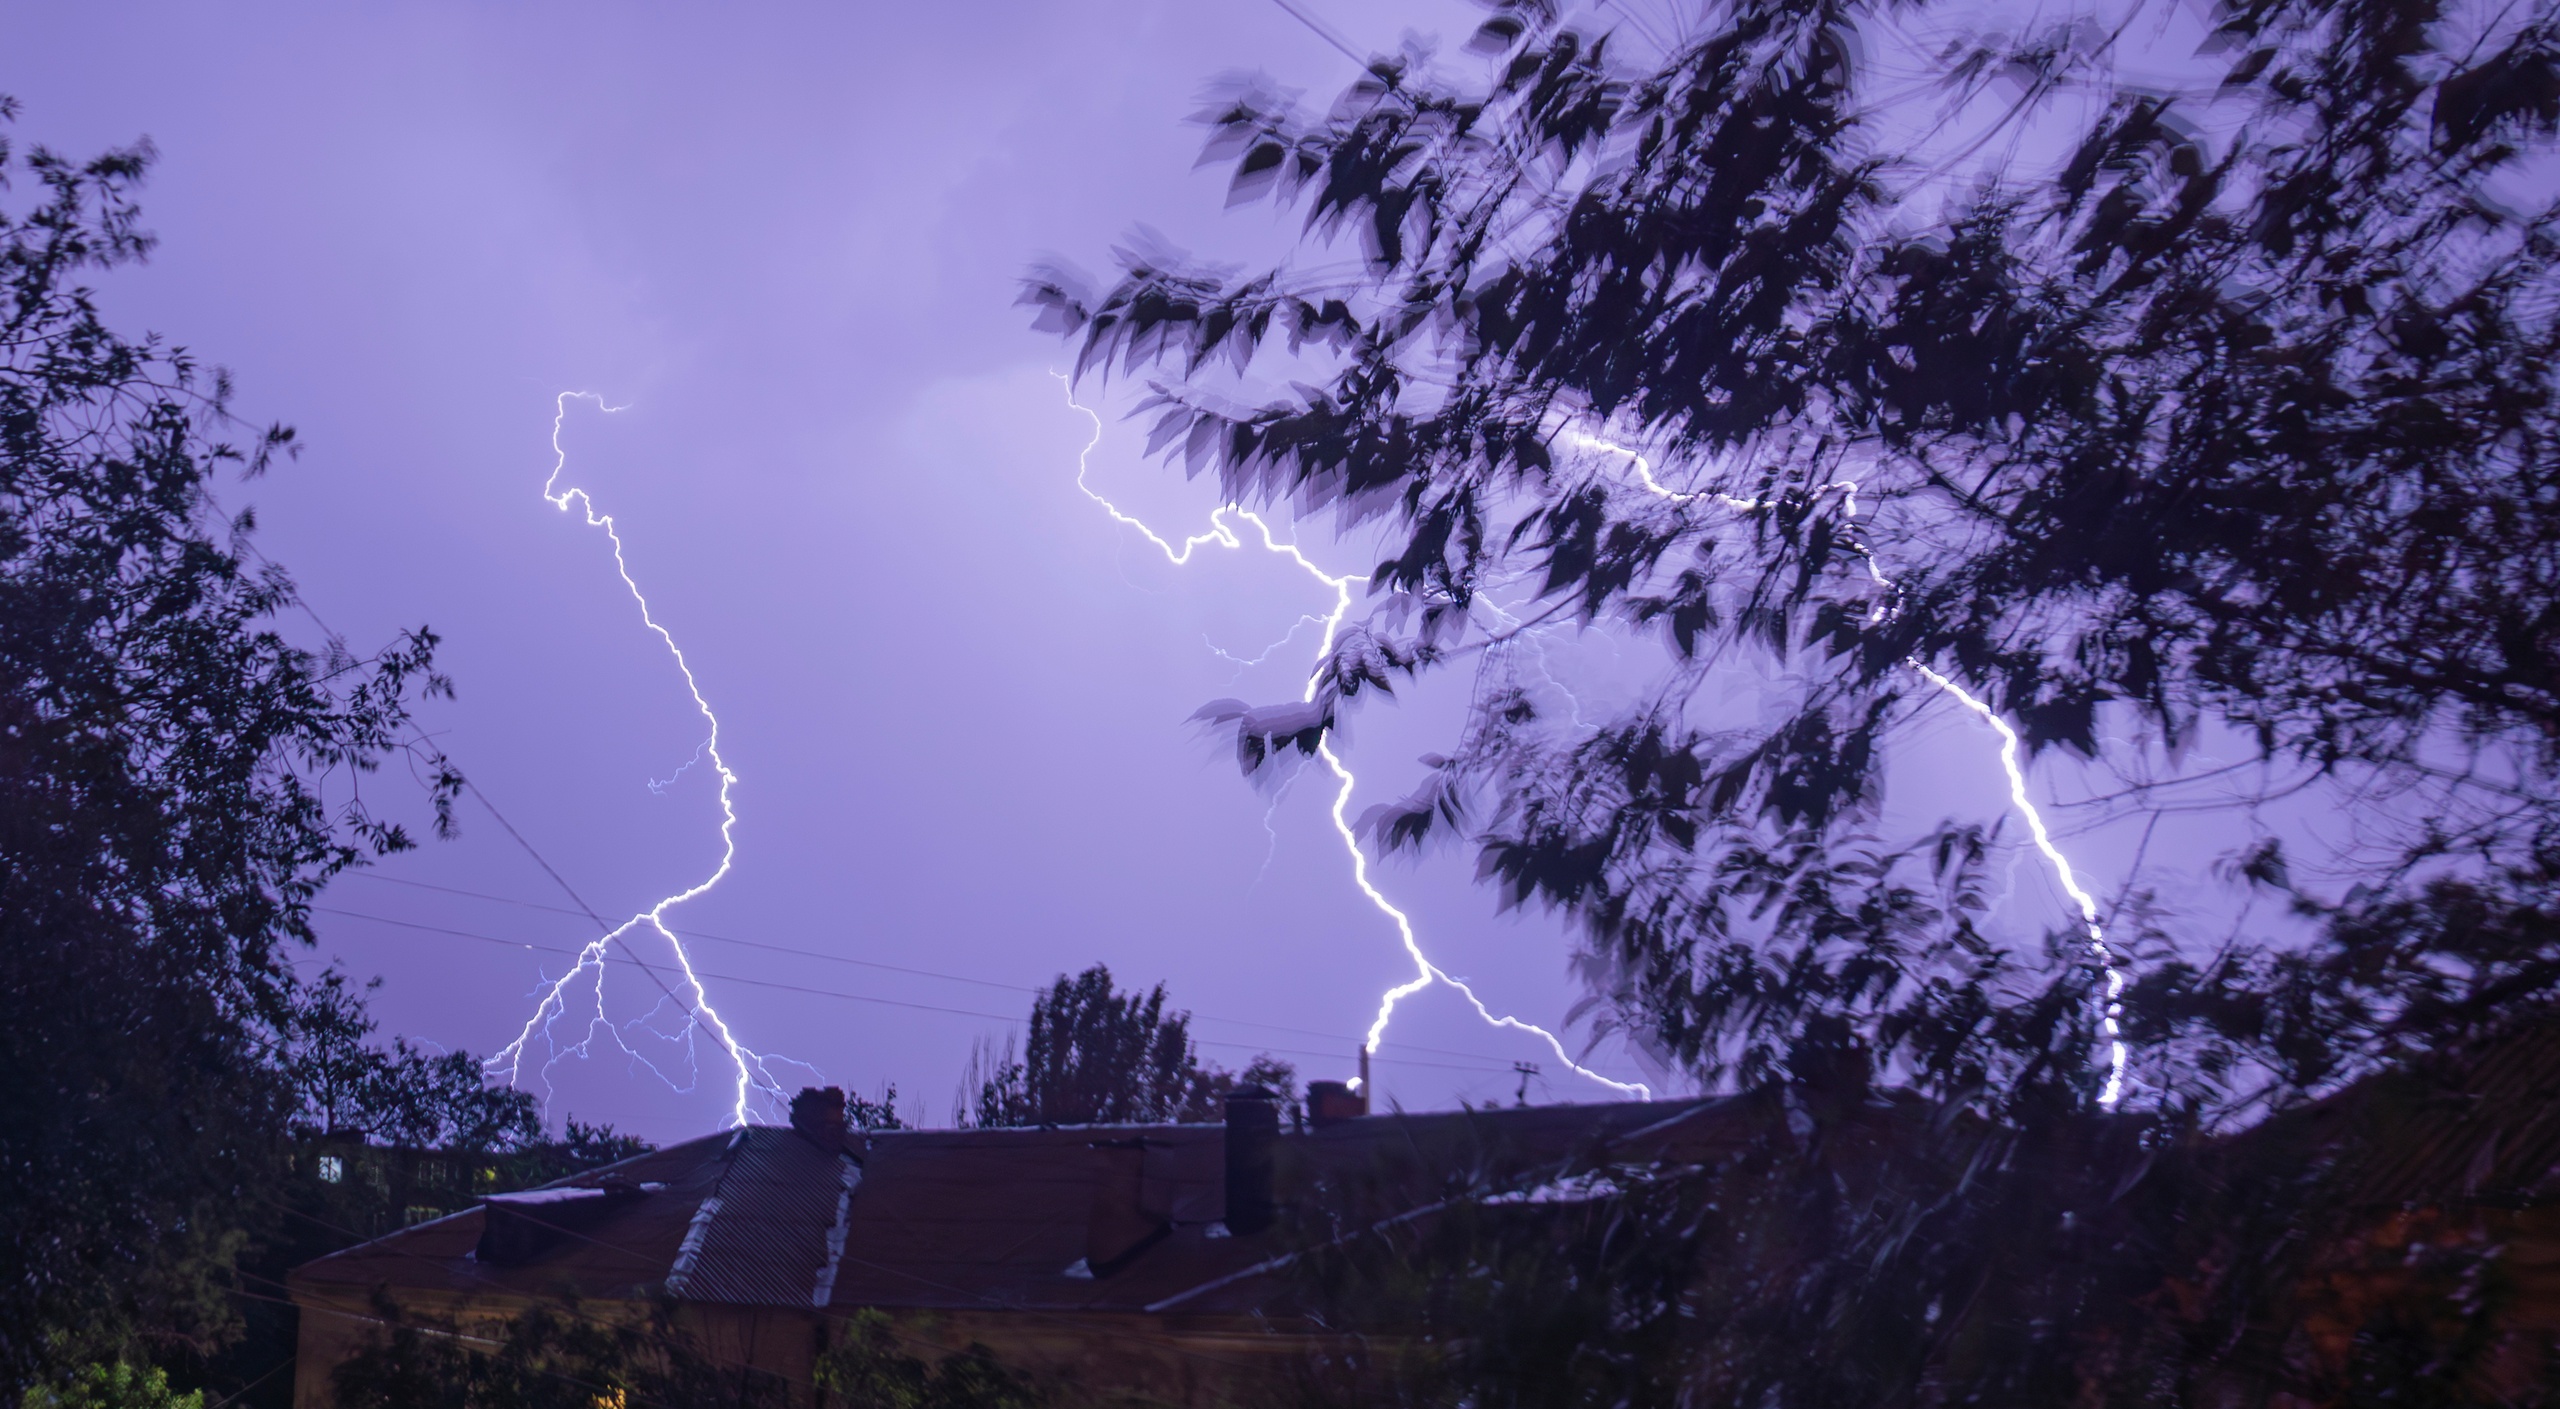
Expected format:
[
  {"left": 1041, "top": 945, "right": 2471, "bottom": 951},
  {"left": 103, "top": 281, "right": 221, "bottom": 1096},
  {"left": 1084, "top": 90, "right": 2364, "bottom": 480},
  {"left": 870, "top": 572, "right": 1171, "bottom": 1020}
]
[
  {"left": 1580, "top": 432, "right": 2128, "bottom": 1106},
  {"left": 1908, "top": 665, "right": 2128, "bottom": 1106},
  {"left": 485, "top": 391, "right": 791, "bottom": 1127},
  {"left": 1063, "top": 376, "right": 1650, "bottom": 1100}
]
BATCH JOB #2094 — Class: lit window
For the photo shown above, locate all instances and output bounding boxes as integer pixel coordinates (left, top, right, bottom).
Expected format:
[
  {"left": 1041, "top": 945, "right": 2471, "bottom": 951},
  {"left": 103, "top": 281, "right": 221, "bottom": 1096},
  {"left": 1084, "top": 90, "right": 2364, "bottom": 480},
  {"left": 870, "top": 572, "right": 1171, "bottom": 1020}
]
[
  {"left": 318, "top": 1155, "right": 344, "bottom": 1184},
  {"left": 404, "top": 1205, "right": 440, "bottom": 1226}
]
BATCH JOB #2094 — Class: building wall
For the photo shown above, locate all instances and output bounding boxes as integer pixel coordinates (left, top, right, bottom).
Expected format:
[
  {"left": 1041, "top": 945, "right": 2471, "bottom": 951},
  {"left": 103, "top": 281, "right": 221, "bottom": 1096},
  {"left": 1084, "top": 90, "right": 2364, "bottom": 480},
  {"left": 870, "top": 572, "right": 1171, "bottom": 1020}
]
[
  {"left": 295, "top": 1288, "right": 1345, "bottom": 1409},
  {"left": 291, "top": 1290, "right": 542, "bottom": 1409},
  {"left": 681, "top": 1305, "right": 825, "bottom": 1406},
  {"left": 882, "top": 1308, "right": 1355, "bottom": 1409}
]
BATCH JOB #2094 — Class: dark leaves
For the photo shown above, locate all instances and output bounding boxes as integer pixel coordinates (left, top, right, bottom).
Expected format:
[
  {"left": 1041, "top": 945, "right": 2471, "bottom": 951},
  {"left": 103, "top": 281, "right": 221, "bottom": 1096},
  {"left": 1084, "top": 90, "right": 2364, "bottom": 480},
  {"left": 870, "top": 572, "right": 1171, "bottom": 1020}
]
[
  {"left": 967, "top": 964, "right": 1292, "bottom": 1128},
  {"left": 1192, "top": 696, "right": 1332, "bottom": 774},
  {"left": 0, "top": 107, "right": 462, "bottom": 1381},
  {"left": 1033, "top": 0, "right": 2560, "bottom": 1141},
  {"left": 2433, "top": 24, "right": 2560, "bottom": 158}
]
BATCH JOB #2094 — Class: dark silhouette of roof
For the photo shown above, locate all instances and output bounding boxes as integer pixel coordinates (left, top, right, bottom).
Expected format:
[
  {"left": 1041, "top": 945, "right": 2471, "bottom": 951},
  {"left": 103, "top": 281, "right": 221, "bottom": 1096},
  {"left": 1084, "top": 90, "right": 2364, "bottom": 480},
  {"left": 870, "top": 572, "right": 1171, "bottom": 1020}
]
[
  {"left": 292, "top": 1020, "right": 2560, "bottom": 1339},
  {"left": 2224, "top": 1015, "right": 2560, "bottom": 1211},
  {"left": 290, "top": 1097, "right": 1757, "bottom": 1321}
]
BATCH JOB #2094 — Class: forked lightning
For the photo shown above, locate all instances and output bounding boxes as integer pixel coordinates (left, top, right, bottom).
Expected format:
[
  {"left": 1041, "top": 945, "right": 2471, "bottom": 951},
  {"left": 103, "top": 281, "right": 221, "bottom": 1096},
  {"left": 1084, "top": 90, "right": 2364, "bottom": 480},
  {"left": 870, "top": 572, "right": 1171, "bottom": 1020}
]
[
  {"left": 1063, "top": 377, "right": 1650, "bottom": 1100},
  {"left": 486, "top": 393, "right": 792, "bottom": 1126},
  {"left": 1581, "top": 432, "right": 2129, "bottom": 1105}
]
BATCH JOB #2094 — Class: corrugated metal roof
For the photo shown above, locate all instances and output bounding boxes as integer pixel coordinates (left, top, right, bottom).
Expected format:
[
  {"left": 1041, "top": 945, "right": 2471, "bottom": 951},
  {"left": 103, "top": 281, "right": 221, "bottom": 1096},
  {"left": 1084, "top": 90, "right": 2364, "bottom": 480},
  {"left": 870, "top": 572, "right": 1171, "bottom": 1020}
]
[
  {"left": 825, "top": 1099, "right": 1756, "bottom": 1318},
  {"left": 291, "top": 1028, "right": 2560, "bottom": 1332},
  {"left": 2235, "top": 1016, "right": 2560, "bottom": 1209},
  {"left": 292, "top": 1133, "right": 730, "bottom": 1305},
  {"left": 678, "top": 1127, "right": 847, "bottom": 1307},
  {"left": 291, "top": 1098, "right": 1756, "bottom": 1319}
]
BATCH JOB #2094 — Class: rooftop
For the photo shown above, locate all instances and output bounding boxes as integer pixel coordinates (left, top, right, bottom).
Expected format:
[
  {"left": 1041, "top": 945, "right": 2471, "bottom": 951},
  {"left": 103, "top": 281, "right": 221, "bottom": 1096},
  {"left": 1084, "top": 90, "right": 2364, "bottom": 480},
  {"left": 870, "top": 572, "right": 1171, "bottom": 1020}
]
[{"left": 290, "top": 1096, "right": 1759, "bottom": 1321}]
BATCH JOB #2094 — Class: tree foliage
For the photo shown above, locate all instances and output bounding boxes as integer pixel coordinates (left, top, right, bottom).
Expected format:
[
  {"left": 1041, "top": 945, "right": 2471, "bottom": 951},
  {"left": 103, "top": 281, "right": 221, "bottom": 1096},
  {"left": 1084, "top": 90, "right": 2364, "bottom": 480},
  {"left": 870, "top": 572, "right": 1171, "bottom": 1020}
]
[
  {"left": 330, "top": 1297, "right": 773, "bottom": 1409},
  {"left": 1037, "top": 0, "right": 2560, "bottom": 1401},
  {"left": 287, "top": 968, "right": 545, "bottom": 1152},
  {"left": 964, "top": 964, "right": 1295, "bottom": 1126},
  {"left": 0, "top": 101, "right": 460, "bottom": 1384},
  {"left": 332, "top": 1302, "right": 1042, "bottom": 1409},
  {"left": 19, "top": 1364, "right": 204, "bottom": 1409},
  {"left": 1029, "top": 0, "right": 2560, "bottom": 1115},
  {"left": 1283, "top": 1016, "right": 2560, "bottom": 1408},
  {"left": 813, "top": 1311, "right": 1042, "bottom": 1409}
]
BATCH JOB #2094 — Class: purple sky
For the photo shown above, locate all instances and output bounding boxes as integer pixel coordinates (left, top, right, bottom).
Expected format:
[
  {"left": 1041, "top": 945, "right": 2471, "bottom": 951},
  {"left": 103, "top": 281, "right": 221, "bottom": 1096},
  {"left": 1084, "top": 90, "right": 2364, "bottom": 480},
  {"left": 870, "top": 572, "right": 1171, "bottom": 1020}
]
[
  {"left": 5, "top": 0, "right": 1675, "bottom": 1137},
  {"left": 9, "top": 1, "right": 2300, "bottom": 1140}
]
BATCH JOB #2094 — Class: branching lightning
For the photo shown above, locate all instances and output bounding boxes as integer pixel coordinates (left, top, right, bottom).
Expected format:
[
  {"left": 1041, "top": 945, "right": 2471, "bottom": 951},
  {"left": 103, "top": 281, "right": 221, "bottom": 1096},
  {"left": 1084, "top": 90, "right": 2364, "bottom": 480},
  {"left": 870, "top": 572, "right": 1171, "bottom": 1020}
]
[
  {"left": 485, "top": 392, "right": 793, "bottom": 1126},
  {"left": 1579, "top": 432, "right": 2128, "bottom": 1106},
  {"left": 1063, "top": 376, "right": 1650, "bottom": 1100},
  {"left": 1909, "top": 665, "right": 2129, "bottom": 1105},
  {"left": 1207, "top": 614, "right": 1330, "bottom": 674}
]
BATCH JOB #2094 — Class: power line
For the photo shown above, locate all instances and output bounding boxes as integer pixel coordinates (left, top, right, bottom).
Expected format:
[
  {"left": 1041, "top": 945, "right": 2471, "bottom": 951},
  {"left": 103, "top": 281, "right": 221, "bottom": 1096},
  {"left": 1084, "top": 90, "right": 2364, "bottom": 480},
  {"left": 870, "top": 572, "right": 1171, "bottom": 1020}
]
[
  {"left": 346, "top": 872, "right": 1033, "bottom": 995},
  {"left": 438, "top": 777, "right": 725, "bottom": 1042},
  {"left": 284, "top": 536, "right": 1624, "bottom": 1093},
  {"left": 1266, "top": 0, "right": 1365, "bottom": 65},
  {"left": 333, "top": 871, "right": 1575, "bottom": 1071},
  {"left": 313, "top": 905, "right": 1526, "bottom": 1078},
  {"left": 462, "top": 778, "right": 610, "bottom": 930}
]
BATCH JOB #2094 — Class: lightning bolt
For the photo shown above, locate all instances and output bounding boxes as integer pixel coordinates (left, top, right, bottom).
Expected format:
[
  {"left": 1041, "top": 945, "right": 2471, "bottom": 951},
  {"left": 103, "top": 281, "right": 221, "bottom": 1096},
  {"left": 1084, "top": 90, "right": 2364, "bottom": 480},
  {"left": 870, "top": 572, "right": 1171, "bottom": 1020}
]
[
  {"left": 1063, "top": 375, "right": 1650, "bottom": 1100},
  {"left": 485, "top": 391, "right": 793, "bottom": 1127},
  {"left": 1908, "top": 665, "right": 2128, "bottom": 1105},
  {"left": 1578, "top": 432, "right": 2128, "bottom": 1106}
]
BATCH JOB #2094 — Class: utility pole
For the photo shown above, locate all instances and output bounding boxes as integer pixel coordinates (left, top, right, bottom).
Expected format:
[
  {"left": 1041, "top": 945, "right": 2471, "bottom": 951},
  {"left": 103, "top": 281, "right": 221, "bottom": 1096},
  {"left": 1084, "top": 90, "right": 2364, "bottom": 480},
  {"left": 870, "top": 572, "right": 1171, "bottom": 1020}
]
[{"left": 1513, "top": 1061, "right": 1540, "bottom": 1107}]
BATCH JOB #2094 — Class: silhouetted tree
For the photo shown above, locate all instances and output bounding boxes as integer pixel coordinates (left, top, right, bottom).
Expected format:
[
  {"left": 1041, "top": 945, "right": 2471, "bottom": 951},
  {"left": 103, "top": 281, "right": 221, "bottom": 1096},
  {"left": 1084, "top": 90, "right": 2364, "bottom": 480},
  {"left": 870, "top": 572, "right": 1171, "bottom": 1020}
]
[
  {"left": 1029, "top": 0, "right": 2560, "bottom": 1118},
  {"left": 813, "top": 1310, "right": 1043, "bottom": 1409},
  {"left": 330, "top": 1296, "right": 775, "bottom": 1409},
  {"left": 1035, "top": 0, "right": 2560, "bottom": 1403},
  {"left": 334, "top": 1299, "right": 1042, "bottom": 1409},
  {"left": 965, "top": 965, "right": 1293, "bottom": 1126},
  {"left": 286, "top": 967, "right": 543, "bottom": 1152},
  {"left": 0, "top": 100, "right": 459, "bottom": 1386}
]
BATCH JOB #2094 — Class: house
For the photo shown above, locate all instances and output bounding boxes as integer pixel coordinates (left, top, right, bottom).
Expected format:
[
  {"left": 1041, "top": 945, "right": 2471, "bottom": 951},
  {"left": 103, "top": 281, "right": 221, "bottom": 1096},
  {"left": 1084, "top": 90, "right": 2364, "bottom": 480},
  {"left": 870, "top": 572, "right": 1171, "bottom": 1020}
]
[
  {"left": 288, "top": 1084, "right": 1758, "bottom": 1408},
  {"left": 2201, "top": 1018, "right": 2560, "bottom": 1399},
  {"left": 291, "top": 1021, "right": 2560, "bottom": 1408}
]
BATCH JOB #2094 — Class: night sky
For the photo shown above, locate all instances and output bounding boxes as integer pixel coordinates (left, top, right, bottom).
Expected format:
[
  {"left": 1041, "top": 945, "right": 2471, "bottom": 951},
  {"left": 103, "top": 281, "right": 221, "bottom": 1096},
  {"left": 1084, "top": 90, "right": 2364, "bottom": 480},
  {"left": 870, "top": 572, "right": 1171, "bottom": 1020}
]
[{"left": 5, "top": 1, "right": 2235, "bottom": 1140}]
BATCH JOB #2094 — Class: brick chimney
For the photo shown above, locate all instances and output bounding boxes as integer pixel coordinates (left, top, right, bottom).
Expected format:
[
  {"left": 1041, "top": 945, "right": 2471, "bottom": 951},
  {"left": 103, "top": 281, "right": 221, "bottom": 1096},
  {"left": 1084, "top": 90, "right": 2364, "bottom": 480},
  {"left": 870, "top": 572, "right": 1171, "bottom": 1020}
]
[
  {"left": 1309, "top": 1045, "right": 1371, "bottom": 1126},
  {"left": 1222, "top": 1085, "right": 1280, "bottom": 1235},
  {"left": 1306, "top": 1080, "right": 1366, "bottom": 1126},
  {"left": 789, "top": 1085, "right": 848, "bottom": 1149}
]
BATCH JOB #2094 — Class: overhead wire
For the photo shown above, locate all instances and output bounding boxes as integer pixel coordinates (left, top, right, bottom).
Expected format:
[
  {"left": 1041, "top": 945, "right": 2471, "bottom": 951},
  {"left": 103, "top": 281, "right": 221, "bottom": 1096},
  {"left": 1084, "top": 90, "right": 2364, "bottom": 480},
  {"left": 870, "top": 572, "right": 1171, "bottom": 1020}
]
[
  {"left": 1265, "top": 0, "right": 1365, "bottom": 65},
  {"left": 312, "top": 905, "right": 1531, "bottom": 1079},
  {"left": 332, "top": 872, "right": 1587, "bottom": 1073},
  {"left": 200, "top": 1351, "right": 298, "bottom": 1409},
  {"left": 346, "top": 872, "right": 1031, "bottom": 993}
]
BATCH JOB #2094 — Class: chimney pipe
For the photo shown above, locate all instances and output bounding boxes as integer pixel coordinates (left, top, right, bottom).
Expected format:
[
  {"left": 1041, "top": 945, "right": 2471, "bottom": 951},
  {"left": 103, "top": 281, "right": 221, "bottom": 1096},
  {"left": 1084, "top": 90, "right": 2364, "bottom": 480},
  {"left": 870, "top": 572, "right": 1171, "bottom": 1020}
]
[
  {"left": 1306, "top": 1074, "right": 1367, "bottom": 1126},
  {"left": 1222, "top": 1085, "right": 1280, "bottom": 1235},
  {"left": 1309, "top": 1045, "right": 1374, "bottom": 1127},
  {"left": 789, "top": 1086, "right": 848, "bottom": 1149}
]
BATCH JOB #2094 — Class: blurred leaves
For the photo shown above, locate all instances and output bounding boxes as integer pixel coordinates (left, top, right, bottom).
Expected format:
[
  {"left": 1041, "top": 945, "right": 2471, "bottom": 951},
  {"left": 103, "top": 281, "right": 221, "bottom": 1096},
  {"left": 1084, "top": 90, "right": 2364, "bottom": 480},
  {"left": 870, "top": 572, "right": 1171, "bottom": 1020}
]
[
  {"left": 332, "top": 1295, "right": 777, "bottom": 1409},
  {"left": 0, "top": 102, "right": 462, "bottom": 1385},
  {"left": 1028, "top": 0, "right": 2560, "bottom": 1129}
]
